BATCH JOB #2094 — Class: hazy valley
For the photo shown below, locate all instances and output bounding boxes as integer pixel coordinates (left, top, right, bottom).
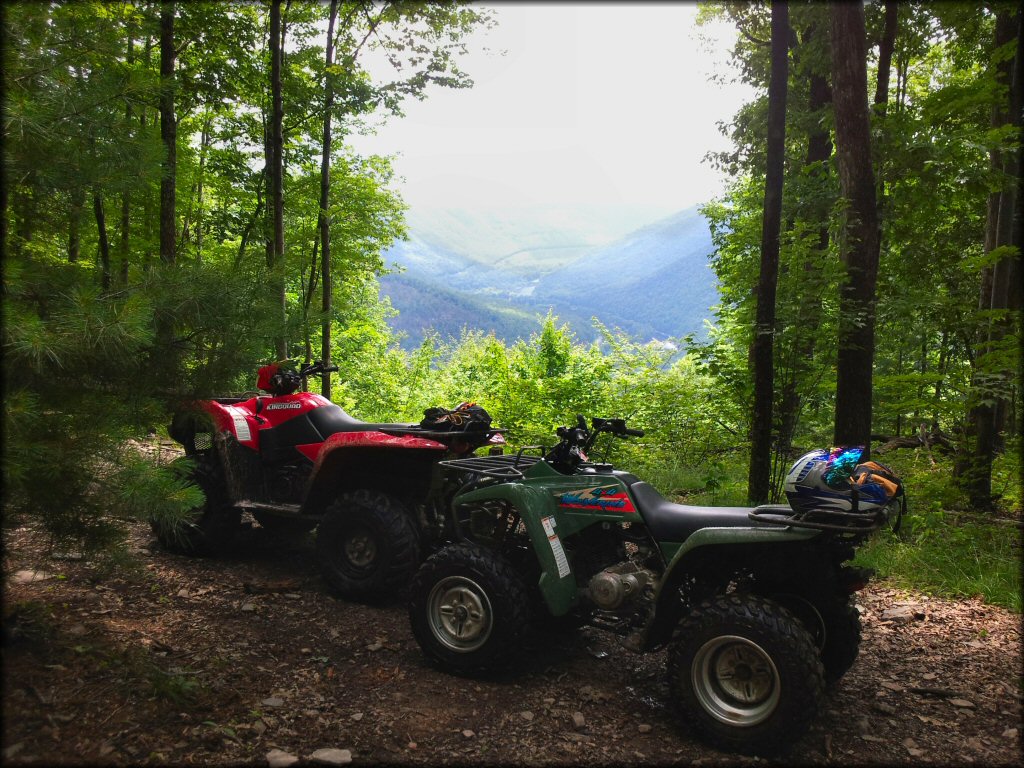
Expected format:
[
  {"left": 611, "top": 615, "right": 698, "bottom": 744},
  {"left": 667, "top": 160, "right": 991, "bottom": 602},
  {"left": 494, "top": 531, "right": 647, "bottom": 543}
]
[{"left": 378, "top": 205, "right": 720, "bottom": 348}]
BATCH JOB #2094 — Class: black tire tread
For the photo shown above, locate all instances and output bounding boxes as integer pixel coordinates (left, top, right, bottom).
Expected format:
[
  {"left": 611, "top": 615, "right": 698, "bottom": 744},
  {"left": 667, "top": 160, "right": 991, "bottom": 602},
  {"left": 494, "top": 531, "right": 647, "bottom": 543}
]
[
  {"left": 409, "top": 543, "right": 530, "bottom": 673},
  {"left": 316, "top": 489, "right": 419, "bottom": 602},
  {"left": 666, "top": 593, "right": 826, "bottom": 756}
]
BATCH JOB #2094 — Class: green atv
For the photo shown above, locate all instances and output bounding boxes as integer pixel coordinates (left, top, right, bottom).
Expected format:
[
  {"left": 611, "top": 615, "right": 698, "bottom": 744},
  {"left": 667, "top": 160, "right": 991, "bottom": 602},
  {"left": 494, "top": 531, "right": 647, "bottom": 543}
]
[{"left": 408, "top": 415, "right": 900, "bottom": 756}]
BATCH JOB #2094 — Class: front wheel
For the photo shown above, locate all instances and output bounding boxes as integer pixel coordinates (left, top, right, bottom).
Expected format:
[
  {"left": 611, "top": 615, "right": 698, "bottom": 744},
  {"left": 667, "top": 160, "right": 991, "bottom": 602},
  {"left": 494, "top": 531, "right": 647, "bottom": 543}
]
[
  {"left": 408, "top": 543, "right": 530, "bottom": 673},
  {"left": 667, "top": 593, "right": 825, "bottom": 756},
  {"left": 151, "top": 455, "right": 240, "bottom": 556},
  {"left": 316, "top": 490, "right": 419, "bottom": 603}
]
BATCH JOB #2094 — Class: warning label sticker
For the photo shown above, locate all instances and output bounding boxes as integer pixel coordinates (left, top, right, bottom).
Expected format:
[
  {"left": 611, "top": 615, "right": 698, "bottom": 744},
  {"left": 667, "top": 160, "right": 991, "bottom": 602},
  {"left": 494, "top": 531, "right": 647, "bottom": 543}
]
[
  {"left": 541, "top": 516, "right": 570, "bottom": 579},
  {"left": 232, "top": 413, "right": 252, "bottom": 443}
]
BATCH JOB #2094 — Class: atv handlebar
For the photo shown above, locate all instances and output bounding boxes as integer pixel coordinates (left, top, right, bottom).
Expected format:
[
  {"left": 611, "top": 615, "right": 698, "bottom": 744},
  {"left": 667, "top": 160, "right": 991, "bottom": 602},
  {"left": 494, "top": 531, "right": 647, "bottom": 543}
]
[
  {"left": 299, "top": 360, "right": 339, "bottom": 377},
  {"left": 590, "top": 417, "right": 645, "bottom": 440},
  {"left": 546, "top": 414, "right": 644, "bottom": 473}
]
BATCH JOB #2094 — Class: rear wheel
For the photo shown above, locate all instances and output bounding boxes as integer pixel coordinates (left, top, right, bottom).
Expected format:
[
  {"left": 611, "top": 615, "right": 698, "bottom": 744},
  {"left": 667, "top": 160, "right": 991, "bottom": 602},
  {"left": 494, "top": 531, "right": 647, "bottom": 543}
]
[
  {"left": 767, "top": 592, "right": 862, "bottom": 685},
  {"left": 667, "top": 593, "right": 825, "bottom": 756},
  {"left": 151, "top": 455, "right": 240, "bottom": 556},
  {"left": 316, "top": 490, "right": 419, "bottom": 602},
  {"left": 409, "top": 543, "right": 530, "bottom": 673}
]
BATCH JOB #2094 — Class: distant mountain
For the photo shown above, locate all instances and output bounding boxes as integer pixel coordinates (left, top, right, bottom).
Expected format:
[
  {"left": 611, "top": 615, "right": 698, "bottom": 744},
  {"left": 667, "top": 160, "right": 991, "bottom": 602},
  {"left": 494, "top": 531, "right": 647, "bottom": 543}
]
[
  {"left": 404, "top": 204, "right": 675, "bottom": 270},
  {"left": 531, "top": 207, "right": 717, "bottom": 340},
  {"left": 378, "top": 205, "right": 718, "bottom": 348},
  {"left": 380, "top": 272, "right": 544, "bottom": 345}
]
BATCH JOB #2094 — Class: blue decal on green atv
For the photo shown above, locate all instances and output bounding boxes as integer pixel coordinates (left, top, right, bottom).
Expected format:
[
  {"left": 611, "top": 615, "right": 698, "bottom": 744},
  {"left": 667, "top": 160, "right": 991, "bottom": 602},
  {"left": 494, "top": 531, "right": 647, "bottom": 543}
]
[{"left": 555, "top": 485, "right": 636, "bottom": 513}]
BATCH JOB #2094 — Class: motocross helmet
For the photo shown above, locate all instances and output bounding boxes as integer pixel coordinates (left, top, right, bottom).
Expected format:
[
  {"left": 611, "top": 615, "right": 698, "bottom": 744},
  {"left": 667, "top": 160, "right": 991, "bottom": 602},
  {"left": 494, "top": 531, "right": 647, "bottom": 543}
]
[{"left": 783, "top": 446, "right": 895, "bottom": 515}]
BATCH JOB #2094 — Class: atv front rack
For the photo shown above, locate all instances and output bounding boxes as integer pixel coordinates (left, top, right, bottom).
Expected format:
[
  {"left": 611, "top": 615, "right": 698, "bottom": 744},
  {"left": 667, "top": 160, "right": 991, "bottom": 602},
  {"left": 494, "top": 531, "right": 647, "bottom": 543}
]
[
  {"left": 439, "top": 451, "right": 542, "bottom": 480},
  {"left": 748, "top": 503, "right": 886, "bottom": 534}
]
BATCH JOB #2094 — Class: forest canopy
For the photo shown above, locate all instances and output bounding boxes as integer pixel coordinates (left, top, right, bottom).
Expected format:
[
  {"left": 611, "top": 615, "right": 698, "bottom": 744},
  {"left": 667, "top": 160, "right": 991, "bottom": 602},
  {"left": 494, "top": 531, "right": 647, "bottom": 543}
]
[{"left": 1, "top": 1, "right": 1020, "bottom": 557}]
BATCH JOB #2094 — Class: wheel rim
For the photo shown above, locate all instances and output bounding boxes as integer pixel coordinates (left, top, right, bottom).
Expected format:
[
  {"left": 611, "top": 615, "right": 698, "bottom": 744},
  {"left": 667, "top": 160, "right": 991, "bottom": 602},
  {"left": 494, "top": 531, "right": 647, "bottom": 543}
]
[
  {"left": 343, "top": 528, "right": 377, "bottom": 569},
  {"left": 691, "top": 635, "right": 780, "bottom": 727},
  {"left": 426, "top": 576, "right": 493, "bottom": 653}
]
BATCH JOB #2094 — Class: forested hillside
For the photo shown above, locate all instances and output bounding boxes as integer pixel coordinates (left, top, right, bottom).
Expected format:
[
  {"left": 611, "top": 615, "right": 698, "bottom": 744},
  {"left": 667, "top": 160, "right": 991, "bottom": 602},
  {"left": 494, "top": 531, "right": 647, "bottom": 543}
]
[
  {"left": 2, "top": 4, "right": 1021, "bottom": 765},
  {"left": 380, "top": 206, "right": 718, "bottom": 346},
  {"left": 2, "top": 1, "right": 1020, "bottom": 563}
]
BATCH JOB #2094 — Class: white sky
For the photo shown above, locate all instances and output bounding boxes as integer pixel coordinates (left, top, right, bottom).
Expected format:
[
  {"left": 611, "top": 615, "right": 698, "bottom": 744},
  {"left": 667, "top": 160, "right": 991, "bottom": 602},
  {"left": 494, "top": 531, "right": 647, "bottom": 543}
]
[{"left": 347, "top": 3, "right": 754, "bottom": 224}]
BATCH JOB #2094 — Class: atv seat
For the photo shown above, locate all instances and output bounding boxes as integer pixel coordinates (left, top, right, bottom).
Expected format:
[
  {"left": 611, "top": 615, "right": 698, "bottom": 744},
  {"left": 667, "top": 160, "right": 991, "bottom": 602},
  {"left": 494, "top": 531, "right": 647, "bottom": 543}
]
[
  {"left": 306, "top": 404, "right": 416, "bottom": 437},
  {"left": 629, "top": 481, "right": 768, "bottom": 543}
]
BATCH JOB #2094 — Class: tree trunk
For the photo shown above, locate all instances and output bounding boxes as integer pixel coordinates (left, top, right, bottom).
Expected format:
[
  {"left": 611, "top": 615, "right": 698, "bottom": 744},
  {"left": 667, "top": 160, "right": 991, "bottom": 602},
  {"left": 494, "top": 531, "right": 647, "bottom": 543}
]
[
  {"left": 319, "top": 0, "right": 340, "bottom": 397},
  {"left": 69, "top": 185, "right": 85, "bottom": 262},
  {"left": 873, "top": 0, "right": 897, "bottom": 211},
  {"left": 873, "top": 0, "right": 898, "bottom": 114},
  {"left": 119, "top": 191, "right": 131, "bottom": 285},
  {"left": 140, "top": 32, "right": 154, "bottom": 273},
  {"left": 830, "top": 1, "right": 880, "bottom": 455},
  {"left": 195, "top": 113, "right": 212, "bottom": 261},
  {"left": 966, "top": 8, "right": 1020, "bottom": 508},
  {"left": 159, "top": 1, "right": 176, "bottom": 266},
  {"left": 93, "top": 191, "right": 110, "bottom": 292},
  {"left": 119, "top": 20, "right": 135, "bottom": 286},
  {"left": 270, "top": 0, "right": 287, "bottom": 359},
  {"left": 773, "top": 20, "right": 832, "bottom": 496},
  {"left": 748, "top": 0, "right": 789, "bottom": 505}
]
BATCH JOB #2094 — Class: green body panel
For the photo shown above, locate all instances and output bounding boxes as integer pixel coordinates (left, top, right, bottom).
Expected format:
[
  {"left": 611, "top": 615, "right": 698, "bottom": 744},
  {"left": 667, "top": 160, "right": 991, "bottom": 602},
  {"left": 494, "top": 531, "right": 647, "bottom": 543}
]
[
  {"left": 657, "top": 524, "right": 819, "bottom": 563},
  {"left": 453, "top": 464, "right": 643, "bottom": 615},
  {"left": 655, "top": 525, "right": 821, "bottom": 608},
  {"left": 455, "top": 461, "right": 823, "bottom": 621}
]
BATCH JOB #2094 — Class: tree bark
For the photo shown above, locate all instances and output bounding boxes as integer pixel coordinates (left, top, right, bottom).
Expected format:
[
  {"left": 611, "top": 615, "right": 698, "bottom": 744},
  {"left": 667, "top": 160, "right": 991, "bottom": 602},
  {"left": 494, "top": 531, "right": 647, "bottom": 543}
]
[
  {"left": 94, "top": 192, "right": 111, "bottom": 291},
  {"left": 967, "top": 8, "right": 1022, "bottom": 508},
  {"left": 873, "top": 0, "right": 897, "bottom": 211},
  {"left": 774, "top": 19, "right": 832, "bottom": 494},
  {"left": 748, "top": 0, "right": 789, "bottom": 505},
  {"left": 69, "top": 186, "right": 85, "bottom": 262},
  {"left": 159, "top": 1, "right": 176, "bottom": 266},
  {"left": 195, "top": 113, "right": 212, "bottom": 261},
  {"left": 830, "top": 1, "right": 880, "bottom": 455},
  {"left": 270, "top": 0, "right": 287, "bottom": 359},
  {"left": 319, "top": 0, "right": 340, "bottom": 398},
  {"left": 141, "top": 32, "right": 154, "bottom": 273},
  {"left": 119, "top": 19, "right": 135, "bottom": 286},
  {"left": 873, "top": 0, "right": 898, "bottom": 114}
]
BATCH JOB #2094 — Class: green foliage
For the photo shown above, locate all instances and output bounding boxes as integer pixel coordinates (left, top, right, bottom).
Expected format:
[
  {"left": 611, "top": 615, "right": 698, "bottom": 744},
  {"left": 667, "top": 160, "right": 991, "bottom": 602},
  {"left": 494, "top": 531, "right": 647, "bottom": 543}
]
[
  {"left": 2, "top": 1, "right": 492, "bottom": 551},
  {"left": 856, "top": 519, "right": 1022, "bottom": 613},
  {"left": 695, "top": 1, "right": 1021, "bottom": 506}
]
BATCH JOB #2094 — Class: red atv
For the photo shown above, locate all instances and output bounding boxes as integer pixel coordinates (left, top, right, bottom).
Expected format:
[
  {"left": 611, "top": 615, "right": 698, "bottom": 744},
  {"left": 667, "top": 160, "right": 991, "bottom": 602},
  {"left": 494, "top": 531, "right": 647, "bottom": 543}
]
[{"left": 154, "top": 360, "right": 504, "bottom": 602}]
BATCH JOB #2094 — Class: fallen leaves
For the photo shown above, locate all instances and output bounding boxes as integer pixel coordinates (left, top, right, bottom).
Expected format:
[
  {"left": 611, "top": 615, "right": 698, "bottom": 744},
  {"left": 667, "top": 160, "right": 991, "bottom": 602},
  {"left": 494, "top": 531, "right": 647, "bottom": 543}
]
[{"left": 3, "top": 520, "right": 1021, "bottom": 766}]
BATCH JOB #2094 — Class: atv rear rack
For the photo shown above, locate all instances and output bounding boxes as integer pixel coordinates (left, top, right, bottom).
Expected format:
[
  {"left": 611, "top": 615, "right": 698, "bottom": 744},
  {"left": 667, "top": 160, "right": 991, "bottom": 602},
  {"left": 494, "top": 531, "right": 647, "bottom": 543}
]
[
  {"left": 439, "top": 451, "right": 543, "bottom": 480},
  {"left": 748, "top": 503, "right": 885, "bottom": 534}
]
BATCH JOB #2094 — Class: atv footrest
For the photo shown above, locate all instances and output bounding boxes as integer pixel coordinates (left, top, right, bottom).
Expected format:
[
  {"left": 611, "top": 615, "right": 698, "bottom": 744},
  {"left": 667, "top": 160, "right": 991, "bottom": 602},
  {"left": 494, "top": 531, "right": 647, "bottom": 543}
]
[
  {"left": 439, "top": 451, "right": 542, "bottom": 480},
  {"left": 748, "top": 504, "right": 884, "bottom": 534}
]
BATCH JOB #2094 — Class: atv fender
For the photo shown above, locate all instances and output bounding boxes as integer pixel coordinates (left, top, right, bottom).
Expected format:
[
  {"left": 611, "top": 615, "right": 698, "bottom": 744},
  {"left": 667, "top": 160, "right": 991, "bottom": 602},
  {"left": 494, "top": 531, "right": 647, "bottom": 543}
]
[
  {"left": 641, "top": 525, "right": 821, "bottom": 650},
  {"left": 301, "top": 431, "right": 447, "bottom": 515},
  {"left": 454, "top": 482, "right": 579, "bottom": 616}
]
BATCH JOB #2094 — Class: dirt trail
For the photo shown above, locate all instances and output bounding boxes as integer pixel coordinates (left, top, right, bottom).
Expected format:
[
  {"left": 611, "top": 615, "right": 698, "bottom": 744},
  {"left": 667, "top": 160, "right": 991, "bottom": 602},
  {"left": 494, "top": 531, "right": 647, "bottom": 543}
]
[{"left": 3, "top": 520, "right": 1021, "bottom": 766}]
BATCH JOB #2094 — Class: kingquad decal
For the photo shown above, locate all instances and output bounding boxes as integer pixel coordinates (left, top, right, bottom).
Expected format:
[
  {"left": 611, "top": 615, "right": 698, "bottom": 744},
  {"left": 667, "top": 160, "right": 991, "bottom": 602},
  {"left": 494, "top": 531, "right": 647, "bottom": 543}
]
[
  {"left": 266, "top": 402, "right": 304, "bottom": 410},
  {"left": 556, "top": 485, "right": 636, "bottom": 513}
]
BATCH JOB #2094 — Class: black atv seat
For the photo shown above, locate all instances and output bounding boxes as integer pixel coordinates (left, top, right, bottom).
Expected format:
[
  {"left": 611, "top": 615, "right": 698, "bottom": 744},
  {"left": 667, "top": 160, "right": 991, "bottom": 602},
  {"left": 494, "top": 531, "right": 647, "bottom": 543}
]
[
  {"left": 629, "top": 481, "right": 767, "bottom": 543},
  {"left": 306, "top": 403, "right": 416, "bottom": 437}
]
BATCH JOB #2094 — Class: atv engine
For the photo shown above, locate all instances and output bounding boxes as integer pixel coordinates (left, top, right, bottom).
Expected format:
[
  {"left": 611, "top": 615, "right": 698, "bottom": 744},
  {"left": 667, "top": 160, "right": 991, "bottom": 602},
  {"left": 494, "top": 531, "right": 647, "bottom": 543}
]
[
  {"left": 265, "top": 462, "right": 311, "bottom": 504},
  {"left": 585, "top": 561, "right": 656, "bottom": 610}
]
